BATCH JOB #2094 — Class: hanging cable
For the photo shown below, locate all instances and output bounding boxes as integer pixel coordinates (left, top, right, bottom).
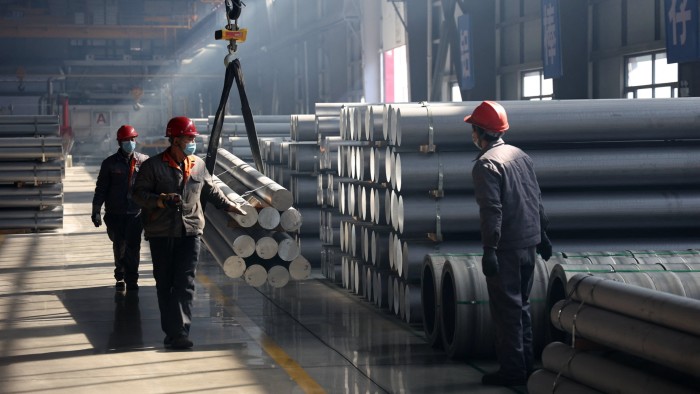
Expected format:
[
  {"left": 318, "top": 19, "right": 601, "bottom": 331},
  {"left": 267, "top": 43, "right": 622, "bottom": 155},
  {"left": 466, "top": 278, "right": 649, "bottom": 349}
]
[{"left": 203, "top": 0, "right": 261, "bottom": 210}]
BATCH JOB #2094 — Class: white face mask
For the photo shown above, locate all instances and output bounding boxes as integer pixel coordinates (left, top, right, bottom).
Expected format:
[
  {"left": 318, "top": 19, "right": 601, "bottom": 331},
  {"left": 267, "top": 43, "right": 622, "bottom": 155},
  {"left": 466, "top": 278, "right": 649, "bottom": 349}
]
[{"left": 472, "top": 130, "right": 481, "bottom": 150}]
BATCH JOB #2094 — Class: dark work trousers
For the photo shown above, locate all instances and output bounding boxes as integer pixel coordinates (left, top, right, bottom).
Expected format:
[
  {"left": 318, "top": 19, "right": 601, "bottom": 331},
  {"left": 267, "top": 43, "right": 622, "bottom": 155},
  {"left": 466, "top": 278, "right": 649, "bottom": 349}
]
[
  {"left": 485, "top": 246, "right": 536, "bottom": 380},
  {"left": 148, "top": 236, "right": 200, "bottom": 338},
  {"left": 104, "top": 213, "right": 143, "bottom": 285}
]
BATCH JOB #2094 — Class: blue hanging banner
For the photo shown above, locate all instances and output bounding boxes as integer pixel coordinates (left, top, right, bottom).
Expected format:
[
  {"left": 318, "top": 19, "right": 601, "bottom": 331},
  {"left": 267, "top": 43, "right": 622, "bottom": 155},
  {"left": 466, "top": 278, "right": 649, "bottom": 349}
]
[
  {"left": 542, "top": 0, "right": 563, "bottom": 79},
  {"left": 665, "top": 0, "right": 699, "bottom": 63},
  {"left": 458, "top": 14, "right": 475, "bottom": 90}
]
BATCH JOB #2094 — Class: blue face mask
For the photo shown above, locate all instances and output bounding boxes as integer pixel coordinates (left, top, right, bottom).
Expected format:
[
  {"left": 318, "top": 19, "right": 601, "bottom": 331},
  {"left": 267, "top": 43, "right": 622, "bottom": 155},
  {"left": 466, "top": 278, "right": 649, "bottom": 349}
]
[
  {"left": 183, "top": 142, "right": 196, "bottom": 156},
  {"left": 121, "top": 140, "right": 136, "bottom": 154}
]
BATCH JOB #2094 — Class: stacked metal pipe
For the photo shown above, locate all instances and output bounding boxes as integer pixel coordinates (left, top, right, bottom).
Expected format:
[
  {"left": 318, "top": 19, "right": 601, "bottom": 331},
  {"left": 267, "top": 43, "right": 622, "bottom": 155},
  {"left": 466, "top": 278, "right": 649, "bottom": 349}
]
[
  {"left": 531, "top": 274, "right": 700, "bottom": 392},
  {"left": 0, "top": 115, "right": 64, "bottom": 231},
  {"left": 312, "top": 104, "right": 351, "bottom": 284},
  {"left": 284, "top": 131, "right": 322, "bottom": 267},
  {"left": 247, "top": 113, "right": 324, "bottom": 269},
  {"left": 545, "top": 257, "right": 700, "bottom": 345},
  {"left": 305, "top": 102, "right": 485, "bottom": 326},
  {"left": 428, "top": 250, "right": 700, "bottom": 362},
  {"left": 201, "top": 147, "right": 310, "bottom": 288},
  {"left": 387, "top": 99, "right": 700, "bottom": 245},
  {"left": 530, "top": 342, "right": 696, "bottom": 394}
]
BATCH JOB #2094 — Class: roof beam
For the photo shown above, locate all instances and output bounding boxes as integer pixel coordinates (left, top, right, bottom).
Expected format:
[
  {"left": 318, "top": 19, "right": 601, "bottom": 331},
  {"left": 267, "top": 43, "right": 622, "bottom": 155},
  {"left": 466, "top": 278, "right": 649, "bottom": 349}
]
[{"left": 0, "top": 24, "right": 188, "bottom": 40}]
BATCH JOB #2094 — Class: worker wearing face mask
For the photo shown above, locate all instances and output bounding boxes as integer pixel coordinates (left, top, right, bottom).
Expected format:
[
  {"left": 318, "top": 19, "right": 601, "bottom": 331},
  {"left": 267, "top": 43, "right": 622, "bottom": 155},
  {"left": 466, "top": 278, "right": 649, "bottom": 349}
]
[
  {"left": 132, "top": 116, "right": 246, "bottom": 350},
  {"left": 92, "top": 125, "right": 149, "bottom": 292}
]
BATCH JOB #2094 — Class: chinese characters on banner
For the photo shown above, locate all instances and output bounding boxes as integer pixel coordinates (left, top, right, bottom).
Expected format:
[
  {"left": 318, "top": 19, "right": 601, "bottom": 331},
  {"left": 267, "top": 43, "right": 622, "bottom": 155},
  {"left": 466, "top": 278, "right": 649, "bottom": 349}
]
[
  {"left": 665, "top": 0, "right": 699, "bottom": 63},
  {"left": 542, "top": 0, "right": 563, "bottom": 79},
  {"left": 458, "top": 14, "right": 475, "bottom": 90}
]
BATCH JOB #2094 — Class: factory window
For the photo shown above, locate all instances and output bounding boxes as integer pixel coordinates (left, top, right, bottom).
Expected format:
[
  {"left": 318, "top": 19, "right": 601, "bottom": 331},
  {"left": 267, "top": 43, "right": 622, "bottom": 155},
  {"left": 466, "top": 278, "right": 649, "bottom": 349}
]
[
  {"left": 451, "top": 82, "right": 463, "bottom": 102},
  {"left": 521, "top": 70, "right": 553, "bottom": 100},
  {"left": 382, "top": 45, "right": 409, "bottom": 103},
  {"left": 625, "top": 52, "right": 678, "bottom": 98}
]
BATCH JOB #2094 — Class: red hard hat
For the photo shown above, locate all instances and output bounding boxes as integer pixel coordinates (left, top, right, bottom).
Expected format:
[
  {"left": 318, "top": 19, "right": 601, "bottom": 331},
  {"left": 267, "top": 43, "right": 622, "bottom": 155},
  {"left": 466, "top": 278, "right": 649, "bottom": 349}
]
[
  {"left": 166, "top": 116, "right": 198, "bottom": 138},
  {"left": 116, "top": 125, "right": 138, "bottom": 140},
  {"left": 463, "top": 101, "right": 509, "bottom": 133}
]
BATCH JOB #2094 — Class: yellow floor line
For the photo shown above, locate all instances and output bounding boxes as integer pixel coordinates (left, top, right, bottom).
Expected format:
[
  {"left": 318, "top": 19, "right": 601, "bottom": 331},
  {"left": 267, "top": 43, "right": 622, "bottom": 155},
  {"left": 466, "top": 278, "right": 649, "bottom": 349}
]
[{"left": 198, "top": 274, "right": 326, "bottom": 394}]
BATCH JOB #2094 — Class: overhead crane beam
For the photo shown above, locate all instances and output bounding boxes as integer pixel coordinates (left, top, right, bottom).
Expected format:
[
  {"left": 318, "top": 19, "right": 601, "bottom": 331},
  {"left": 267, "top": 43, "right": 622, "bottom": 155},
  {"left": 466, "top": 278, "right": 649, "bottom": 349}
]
[{"left": 0, "top": 24, "right": 189, "bottom": 40}]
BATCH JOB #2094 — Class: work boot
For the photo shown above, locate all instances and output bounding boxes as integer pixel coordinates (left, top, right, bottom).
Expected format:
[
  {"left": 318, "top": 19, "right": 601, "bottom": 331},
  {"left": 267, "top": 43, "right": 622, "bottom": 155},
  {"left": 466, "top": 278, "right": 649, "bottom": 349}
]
[{"left": 170, "top": 336, "right": 193, "bottom": 350}]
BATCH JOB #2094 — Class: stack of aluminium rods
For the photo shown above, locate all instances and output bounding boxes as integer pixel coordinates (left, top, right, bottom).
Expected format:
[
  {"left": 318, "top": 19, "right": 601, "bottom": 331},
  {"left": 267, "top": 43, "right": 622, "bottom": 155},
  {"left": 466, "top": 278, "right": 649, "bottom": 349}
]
[
  {"left": 201, "top": 147, "right": 310, "bottom": 288},
  {"left": 268, "top": 114, "right": 322, "bottom": 268},
  {"left": 0, "top": 115, "right": 64, "bottom": 231},
  {"left": 529, "top": 273, "right": 700, "bottom": 393},
  {"left": 314, "top": 103, "right": 352, "bottom": 285},
  {"left": 310, "top": 101, "right": 478, "bottom": 326},
  {"left": 424, "top": 250, "right": 700, "bottom": 362}
]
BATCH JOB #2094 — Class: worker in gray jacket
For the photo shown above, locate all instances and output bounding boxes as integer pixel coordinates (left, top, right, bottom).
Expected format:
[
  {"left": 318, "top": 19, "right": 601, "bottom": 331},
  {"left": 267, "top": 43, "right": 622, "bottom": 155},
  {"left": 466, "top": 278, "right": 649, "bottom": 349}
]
[
  {"left": 132, "top": 116, "right": 246, "bottom": 350},
  {"left": 465, "top": 101, "right": 552, "bottom": 387}
]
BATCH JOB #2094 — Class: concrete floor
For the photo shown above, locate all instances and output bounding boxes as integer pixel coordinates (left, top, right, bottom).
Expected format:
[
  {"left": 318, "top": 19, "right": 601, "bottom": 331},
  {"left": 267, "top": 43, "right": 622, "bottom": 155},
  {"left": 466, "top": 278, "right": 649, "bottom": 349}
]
[{"left": 0, "top": 164, "right": 523, "bottom": 394}]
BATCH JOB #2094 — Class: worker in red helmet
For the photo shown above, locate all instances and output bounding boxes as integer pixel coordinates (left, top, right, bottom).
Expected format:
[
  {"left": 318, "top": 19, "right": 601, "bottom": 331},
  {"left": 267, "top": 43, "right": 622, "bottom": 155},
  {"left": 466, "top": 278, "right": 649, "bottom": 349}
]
[
  {"left": 92, "top": 125, "right": 149, "bottom": 292},
  {"left": 132, "top": 116, "right": 246, "bottom": 350},
  {"left": 465, "top": 101, "right": 552, "bottom": 387}
]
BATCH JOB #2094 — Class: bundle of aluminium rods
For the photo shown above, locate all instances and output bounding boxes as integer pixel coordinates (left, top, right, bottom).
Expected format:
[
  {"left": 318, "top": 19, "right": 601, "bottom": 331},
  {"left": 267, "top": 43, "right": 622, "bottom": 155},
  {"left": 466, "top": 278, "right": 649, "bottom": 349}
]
[
  {"left": 216, "top": 113, "right": 325, "bottom": 269},
  {"left": 0, "top": 115, "right": 64, "bottom": 231},
  {"left": 202, "top": 113, "right": 322, "bottom": 271},
  {"left": 528, "top": 272, "right": 700, "bottom": 393},
  {"left": 201, "top": 146, "right": 310, "bottom": 289},
  {"left": 424, "top": 250, "right": 700, "bottom": 362}
]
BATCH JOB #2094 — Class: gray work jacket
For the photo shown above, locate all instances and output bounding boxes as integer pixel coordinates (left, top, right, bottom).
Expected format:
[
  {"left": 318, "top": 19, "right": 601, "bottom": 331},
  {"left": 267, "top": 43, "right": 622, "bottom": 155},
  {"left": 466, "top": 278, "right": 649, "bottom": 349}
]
[
  {"left": 132, "top": 148, "right": 230, "bottom": 238},
  {"left": 472, "top": 139, "right": 548, "bottom": 250}
]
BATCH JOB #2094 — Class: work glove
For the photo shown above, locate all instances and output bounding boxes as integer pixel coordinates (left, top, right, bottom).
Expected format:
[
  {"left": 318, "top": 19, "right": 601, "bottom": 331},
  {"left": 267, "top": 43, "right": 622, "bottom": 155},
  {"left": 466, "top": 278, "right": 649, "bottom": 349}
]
[
  {"left": 537, "top": 231, "right": 553, "bottom": 261},
  {"left": 482, "top": 247, "right": 499, "bottom": 277},
  {"left": 91, "top": 210, "right": 102, "bottom": 227},
  {"left": 158, "top": 193, "right": 183, "bottom": 209},
  {"left": 226, "top": 203, "right": 247, "bottom": 215}
]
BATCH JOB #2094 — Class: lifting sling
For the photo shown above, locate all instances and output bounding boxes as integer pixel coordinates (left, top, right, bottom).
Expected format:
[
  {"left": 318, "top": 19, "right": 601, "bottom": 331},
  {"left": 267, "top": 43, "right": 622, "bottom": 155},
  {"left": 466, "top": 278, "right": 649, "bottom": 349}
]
[{"left": 204, "top": 0, "right": 262, "bottom": 179}]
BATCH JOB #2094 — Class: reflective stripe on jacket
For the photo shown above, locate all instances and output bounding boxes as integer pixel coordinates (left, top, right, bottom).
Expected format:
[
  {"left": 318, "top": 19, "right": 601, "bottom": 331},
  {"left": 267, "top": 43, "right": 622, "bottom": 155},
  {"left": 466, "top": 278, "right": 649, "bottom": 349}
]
[{"left": 472, "top": 139, "right": 546, "bottom": 250}]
